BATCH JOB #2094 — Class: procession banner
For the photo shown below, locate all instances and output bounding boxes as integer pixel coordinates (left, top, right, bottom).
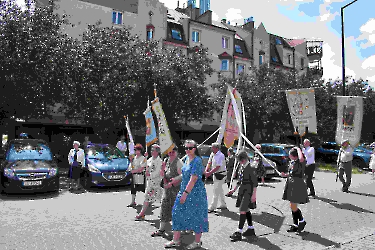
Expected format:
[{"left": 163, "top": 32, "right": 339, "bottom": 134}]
[
  {"left": 335, "top": 96, "right": 364, "bottom": 146},
  {"left": 285, "top": 88, "right": 317, "bottom": 134},
  {"left": 152, "top": 98, "right": 175, "bottom": 156},
  {"left": 216, "top": 88, "right": 231, "bottom": 145},
  {"left": 143, "top": 106, "right": 158, "bottom": 147},
  {"left": 125, "top": 116, "right": 135, "bottom": 156}
]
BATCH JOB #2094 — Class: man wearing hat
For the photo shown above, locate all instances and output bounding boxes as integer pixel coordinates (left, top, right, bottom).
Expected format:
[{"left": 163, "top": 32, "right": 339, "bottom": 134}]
[
  {"left": 205, "top": 142, "right": 227, "bottom": 212},
  {"left": 337, "top": 139, "right": 354, "bottom": 192},
  {"left": 68, "top": 141, "right": 85, "bottom": 191}
]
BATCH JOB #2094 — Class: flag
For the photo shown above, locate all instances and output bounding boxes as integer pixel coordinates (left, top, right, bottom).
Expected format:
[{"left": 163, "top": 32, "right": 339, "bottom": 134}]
[
  {"left": 285, "top": 88, "right": 317, "bottom": 134},
  {"left": 144, "top": 106, "right": 158, "bottom": 147},
  {"left": 125, "top": 116, "right": 135, "bottom": 156},
  {"left": 216, "top": 88, "right": 231, "bottom": 145},
  {"left": 151, "top": 97, "right": 175, "bottom": 156},
  {"left": 335, "top": 96, "right": 364, "bottom": 146}
]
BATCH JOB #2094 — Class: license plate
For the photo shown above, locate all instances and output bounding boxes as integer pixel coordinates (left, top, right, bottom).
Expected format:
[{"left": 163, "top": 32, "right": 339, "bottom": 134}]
[
  {"left": 23, "top": 181, "right": 42, "bottom": 186},
  {"left": 266, "top": 170, "right": 275, "bottom": 174},
  {"left": 108, "top": 175, "right": 124, "bottom": 179}
]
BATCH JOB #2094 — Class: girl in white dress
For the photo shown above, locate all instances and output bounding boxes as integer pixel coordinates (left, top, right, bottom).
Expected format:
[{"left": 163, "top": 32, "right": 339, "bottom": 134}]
[{"left": 369, "top": 143, "right": 375, "bottom": 178}]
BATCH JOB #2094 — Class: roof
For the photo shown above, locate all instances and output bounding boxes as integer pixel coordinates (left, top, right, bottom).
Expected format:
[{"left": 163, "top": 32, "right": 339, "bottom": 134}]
[
  {"left": 167, "top": 8, "right": 190, "bottom": 22},
  {"left": 286, "top": 38, "right": 306, "bottom": 47},
  {"left": 269, "top": 34, "right": 293, "bottom": 49}
]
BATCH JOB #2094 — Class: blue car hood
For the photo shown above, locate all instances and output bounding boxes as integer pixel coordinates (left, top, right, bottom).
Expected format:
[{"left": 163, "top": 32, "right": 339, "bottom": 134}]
[
  {"left": 87, "top": 158, "right": 129, "bottom": 171},
  {"left": 6, "top": 160, "right": 52, "bottom": 172}
]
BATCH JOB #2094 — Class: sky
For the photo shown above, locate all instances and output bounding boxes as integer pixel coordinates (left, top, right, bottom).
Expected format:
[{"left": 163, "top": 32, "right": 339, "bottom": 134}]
[
  {"left": 158, "top": 0, "right": 374, "bottom": 87},
  {"left": 15, "top": 0, "right": 375, "bottom": 87}
]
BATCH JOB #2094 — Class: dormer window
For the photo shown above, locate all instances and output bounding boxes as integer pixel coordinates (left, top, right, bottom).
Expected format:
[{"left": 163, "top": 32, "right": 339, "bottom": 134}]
[
  {"left": 235, "top": 45, "right": 242, "bottom": 54},
  {"left": 112, "top": 11, "right": 122, "bottom": 25},
  {"left": 171, "top": 29, "right": 183, "bottom": 41},
  {"left": 272, "top": 57, "right": 278, "bottom": 62},
  {"left": 276, "top": 38, "right": 282, "bottom": 45}
]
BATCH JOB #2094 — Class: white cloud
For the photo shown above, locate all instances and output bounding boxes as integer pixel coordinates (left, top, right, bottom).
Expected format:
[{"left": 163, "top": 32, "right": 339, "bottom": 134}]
[
  {"left": 224, "top": 8, "right": 243, "bottom": 23},
  {"left": 358, "top": 18, "right": 375, "bottom": 49},
  {"left": 212, "top": 11, "right": 219, "bottom": 22},
  {"left": 362, "top": 55, "right": 375, "bottom": 70},
  {"left": 360, "top": 18, "right": 375, "bottom": 33}
]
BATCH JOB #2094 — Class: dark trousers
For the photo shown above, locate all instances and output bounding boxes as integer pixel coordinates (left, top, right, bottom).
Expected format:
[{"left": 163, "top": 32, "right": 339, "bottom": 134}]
[
  {"left": 305, "top": 164, "right": 316, "bottom": 194},
  {"left": 339, "top": 161, "right": 352, "bottom": 190}
]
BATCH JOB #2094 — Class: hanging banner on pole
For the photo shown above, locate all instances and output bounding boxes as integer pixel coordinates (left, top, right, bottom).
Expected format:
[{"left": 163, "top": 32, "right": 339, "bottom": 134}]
[
  {"left": 285, "top": 88, "right": 317, "bottom": 134},
  {"left": 144, "top": 106, "right": 158, "bottom": 147},
  {"left": 152, "top": 98, "right": 175, "bottom": 156},
  {"left": 125, "top": 116, "right": 135, "bottom": 156},
  {"left": 335, "top": 96, "right": 363, "bottom": 146},
  {"left": 216, "top": 89, "right": 231, "bottom": 145}
]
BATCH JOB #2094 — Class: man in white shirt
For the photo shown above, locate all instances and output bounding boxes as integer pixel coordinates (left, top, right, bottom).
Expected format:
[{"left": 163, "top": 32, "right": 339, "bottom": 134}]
[
  {"left": 302, "top": 139, "right": 316, "bottom": 196},
  {"left": 338, "top": 139, "right": 354, "bottom": 192},
  {"left": 116, "top": 136, "right": 127, "bottom": 156},
  {"left": 205, "top": 142, "right": 227, "bottom": 212}
]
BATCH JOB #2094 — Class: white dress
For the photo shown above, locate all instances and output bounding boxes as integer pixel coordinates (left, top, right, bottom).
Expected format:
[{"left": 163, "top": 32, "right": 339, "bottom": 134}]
[
  {"left": 369, "top": 154, "right": 375, "bottom": 170},
  {"left": 144, "top": 156, "right": 163, "bottom": 203}
]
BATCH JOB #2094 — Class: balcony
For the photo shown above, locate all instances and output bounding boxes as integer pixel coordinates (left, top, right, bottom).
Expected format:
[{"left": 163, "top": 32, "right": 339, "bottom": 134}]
[
  {"left": 307, "top": 45, "right": 323, "bottom": 63},
  {"left": 308, "top": 66, "right": 323, "bottom": 77}
]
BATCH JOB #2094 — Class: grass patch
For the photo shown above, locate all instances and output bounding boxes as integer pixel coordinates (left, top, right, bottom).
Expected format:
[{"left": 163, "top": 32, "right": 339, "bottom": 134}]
[{"left": 317, "top": 163, "right": 364, "bottom": 174}]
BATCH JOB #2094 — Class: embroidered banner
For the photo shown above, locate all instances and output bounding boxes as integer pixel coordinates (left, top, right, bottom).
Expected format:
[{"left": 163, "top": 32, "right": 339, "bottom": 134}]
[
  {"left": 225, "top": 86, "right": 243, "bottom": 148},
  {"left": 143, "top": 106, "right": 158, "bottom": 147},
  {"left": 216, "top": 88, "right": 231, "bottom": 145},
  {"left": 285, "top": 88, "right": 317, "bottom": 134},
  {"left": 125, "top": 116, "right": 135, "bottom": 156},
  {"left": 335, "top": 96, "right": 364, "bottom": 146},
  {"left": 152, "top": 98, "right": 175, "bottom": 155}
]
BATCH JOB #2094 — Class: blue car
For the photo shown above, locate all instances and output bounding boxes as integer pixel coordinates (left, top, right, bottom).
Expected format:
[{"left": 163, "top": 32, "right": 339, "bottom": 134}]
[
  {"left": 316, "top": 142, "right": 372, "bottom": 169},
  {"left": 260, "top": 143, "right": 295, "bottom": 173},
  {"left": 0, "top": 139, "right": 59, "bottom": 193},
  {"left": 81, "top": 143, "right": 131, "bottom": 188}
]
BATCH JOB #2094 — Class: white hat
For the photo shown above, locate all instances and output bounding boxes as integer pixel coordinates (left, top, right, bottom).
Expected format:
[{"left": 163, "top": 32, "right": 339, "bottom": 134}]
[{"left": 73, "top": 141, "right": 80, "bottom": 146}]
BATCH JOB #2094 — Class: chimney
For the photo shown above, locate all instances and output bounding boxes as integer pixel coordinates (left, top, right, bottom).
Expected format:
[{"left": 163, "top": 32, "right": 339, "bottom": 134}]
[
  {"left": 221, "top": 18, "right": 226, "bottom": 23},
  {"left": 242, "top": 16, "right": 254, "bottom": 32},
  {"left": 177, "top": 1, "right": 179, "bottom": 8}
]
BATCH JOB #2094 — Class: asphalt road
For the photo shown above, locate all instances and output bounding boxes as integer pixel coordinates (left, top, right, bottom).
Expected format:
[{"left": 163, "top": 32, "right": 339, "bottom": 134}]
[{"left": 0, "top": 172, "right": 374, "bottom": 250}]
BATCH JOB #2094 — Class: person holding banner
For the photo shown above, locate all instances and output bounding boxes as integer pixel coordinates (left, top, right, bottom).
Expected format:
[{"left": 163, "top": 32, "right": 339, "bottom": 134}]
[
  {"left": 281, "top": 147, "right": 309, "bottom": 233},
  {"left": 230, "top": 150, "right": 258, "bottom": 241},
  {"left": 205, "top": 143, "right": 227, "bottom": 213},
  {"left": 301, "top": 139, "right": 316, "bottom": 197},
  {"left": 135, "top": 144, "right": 163, "bottom": 220},
  {"left": 165, "top": 140, "right": 208, "bottom": 249},
  {"left": 127, "top": 144, "right": 147, "bottom": 207},
  {"left": 338, "top": 140, "right": 354, "bottom": 192}
]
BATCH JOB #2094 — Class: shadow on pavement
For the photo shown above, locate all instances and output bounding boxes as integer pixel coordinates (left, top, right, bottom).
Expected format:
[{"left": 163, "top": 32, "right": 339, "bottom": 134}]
[
  {"left": 252, "top": 212, "right": 285, "bottom": 233},
  {"left": 0, "top": 190, "right": 59, "bottom": 201},
  {"left": 348, "top": 191, "right": 375, "bottom": 198},
  {"left": 313, "top": 196, "right": 374, "bottom": 214},
  {"left": 136, "top": 204, "right": 159, "bottom": 216},
  {"left": 297, "top": 231, "right": 341, "bottom": 248},
  {"left": 242, "top": 235, "right": 282, "bottom": 250},
  {"left": 214, "top": 209, "right": 240, "bottom": 221}
]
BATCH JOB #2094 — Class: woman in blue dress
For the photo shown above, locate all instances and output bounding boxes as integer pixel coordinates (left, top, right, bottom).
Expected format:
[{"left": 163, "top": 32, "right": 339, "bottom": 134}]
[{"left": 164, "top": 140, "right": 209, "bottom": 249}]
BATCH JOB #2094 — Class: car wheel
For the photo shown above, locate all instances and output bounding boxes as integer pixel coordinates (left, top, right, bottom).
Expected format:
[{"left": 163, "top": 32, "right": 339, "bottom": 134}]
[{"left": 352, "top": 159, "right": 364, "bottom": 169}]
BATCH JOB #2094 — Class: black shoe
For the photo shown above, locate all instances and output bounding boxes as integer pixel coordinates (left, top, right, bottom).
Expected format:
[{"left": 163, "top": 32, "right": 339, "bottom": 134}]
[
  {"left": 127, "top": 203, "right": 136, "bottom": 207},
  {"left": 242, "top": 228, "right": 256, "bottom": 237},
  {"left": 308, "top": 192, "right": 316, "bottom": 197},
  {"left": 298, "top": 221, "right": 306, "bottom": 232},
  {"left": 287, "top": 225, "right": 298, "bottom": 232},
  {"left": 230, "top": 231, "right": 242, "bottom": 241}
]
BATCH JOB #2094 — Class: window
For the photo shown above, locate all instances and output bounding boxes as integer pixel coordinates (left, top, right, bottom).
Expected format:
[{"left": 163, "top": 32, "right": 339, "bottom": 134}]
[
  {"left": 275, "top": 38, "right": 282, "bottom": 45},
  {"left": 147, "top": 30, "right": 153, "bottom": 41},
  {"left": 301, "top": 58, "right": 305, "bottom": 70},
  {"left": 112, "top": 11, "right": 122, "bottom": 25},
  {"left": 192, "top": 30, "right": 200, "bottom": 42},
  {"left": 235, "top": 45, "right": 243, "bottom": 54},
  {"left": 259, "top": 55, "right": 264, "bottom": 65},
  {"left": 272, "top": 57, "right": 277, "bottom": 62},
  {"left": 171, "top": 29, "right": 182, "bottom": 41},
  {"left": 221, "top": 60, "right": 229, "bottom": 71},
  {"left": 237, "top": 63, "right": 245, "bottom": 74},
  {"left": 288, "top": 54, "right": 291, "bottom": 64},
  {"left": 222, "top": 36, "right": 229, "bottom": 49}
]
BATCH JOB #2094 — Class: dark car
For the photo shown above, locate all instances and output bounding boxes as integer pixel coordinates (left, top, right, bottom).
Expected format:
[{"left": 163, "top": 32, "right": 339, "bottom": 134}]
[
  {"left": 233, "top": 146, "right": 278, "bottom": 179},
  {"left": 81, "top": 143, "right": 131, "bottom": 188},
  {"left": 0, "top": 139, "right": 60, "bottom": 193},
  {"left": 260, "top": 143, "right": 296, "bottom": 173},
  {"left": 197, "top": 144, "right": 213, "bottom": 182},
  {"left": 316, "top": 142, "right": 372, "bottom": 169}
]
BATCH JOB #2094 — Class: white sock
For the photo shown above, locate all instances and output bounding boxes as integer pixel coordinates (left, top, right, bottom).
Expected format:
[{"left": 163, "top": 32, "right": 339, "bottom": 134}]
[
  {"left": 299, "top": 219, "right": 305, "bottom": 223},
  {"left": 248, "top": 226, "right": 254, "bottom": 229}
]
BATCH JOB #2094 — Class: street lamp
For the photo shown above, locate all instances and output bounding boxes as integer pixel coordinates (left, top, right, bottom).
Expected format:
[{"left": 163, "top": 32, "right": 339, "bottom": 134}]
[{"left": 341, "top": 0, "right": 358, "bottom": 96}]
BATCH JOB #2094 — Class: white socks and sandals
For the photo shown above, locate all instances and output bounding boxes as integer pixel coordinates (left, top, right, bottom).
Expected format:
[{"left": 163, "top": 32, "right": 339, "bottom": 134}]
[
  {"left": 288, "top": 209, "right": 306, "bottom": 233},
  {"left": 230, "top": 212, "right": 255, "bottom": 241}
]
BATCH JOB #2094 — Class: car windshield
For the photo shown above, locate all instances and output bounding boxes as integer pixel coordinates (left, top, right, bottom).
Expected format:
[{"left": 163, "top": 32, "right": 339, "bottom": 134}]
[
  {"left": 283, "top": 146, "right": 294, "bottom": 155},
  {"left": 356, "top": 146, "right": 371, "bottom": 153},
  {"left": 86, "top": 145, "right": 125, "bottom": 159},
  {"left": 7, "top": 142, "right": 53, "bottom": 161}
]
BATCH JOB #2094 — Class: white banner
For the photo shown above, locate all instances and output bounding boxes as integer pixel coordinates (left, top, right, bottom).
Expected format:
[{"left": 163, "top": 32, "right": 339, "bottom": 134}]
[
  {"left": 125, "top": 116, "right": 135, "bottom": 156},
  {"left": 151, "top": 98, "right": 175, "bottom": 156},
  {"left": 335, "top": 96, "right": 364, "bottom": 146},
  {"left": 285, "top": 88, "right": 317, "bottom": 134}
]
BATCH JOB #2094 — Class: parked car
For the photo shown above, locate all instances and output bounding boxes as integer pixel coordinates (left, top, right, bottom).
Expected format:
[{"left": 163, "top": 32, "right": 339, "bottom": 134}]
[
  {"left": 0, "top": 138, "right": 60, "bottom": 193},
  {"left": 260, "top": 143, "right": 296, "bottom": 173},
  {"left": 316, "top": 142, "right": 372, "bottom": 169},
  {"left": 197, "top": 144, "right": 213, "bottom": 182},
  {"left": 233, "top": 146, "right": 278, "bottom": 179},
  {"left": 81, "top": 143, "right": 131, "bottom": 188}
]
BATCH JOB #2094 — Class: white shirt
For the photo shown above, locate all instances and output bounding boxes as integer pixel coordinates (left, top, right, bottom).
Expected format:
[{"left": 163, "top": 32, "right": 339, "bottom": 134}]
[
  {"left": 339, "top": 146, "right": 354, "bottom": 162},
  {"left": 208, "top": 151, "right": 226, "bottom": 172},
  {"left": 369, "top": 154, "right": 375, "bottom": 170},
  {"left": 68, "top": 148, "right": 85, "bottom": 166},
  {"left": 147, "top": 156, "right": 163, "bottom": 180},
  {"left": 116, "top": 141, "right": 127, "bottom": 152},
  {"left": 302, "top": 146, "right": 315, "bottom": 165}
]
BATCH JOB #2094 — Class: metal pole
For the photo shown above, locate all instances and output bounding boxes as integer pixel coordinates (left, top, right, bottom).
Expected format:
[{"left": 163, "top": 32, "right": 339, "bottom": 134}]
[{"left": 341, "top": 7, "right": 345, "bottom": 96}]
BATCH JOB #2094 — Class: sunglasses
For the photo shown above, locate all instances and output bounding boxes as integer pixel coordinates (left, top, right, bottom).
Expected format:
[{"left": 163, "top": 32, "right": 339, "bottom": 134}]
[{"left": 184, "top": 147, "right": 195, "bottom": 150}]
